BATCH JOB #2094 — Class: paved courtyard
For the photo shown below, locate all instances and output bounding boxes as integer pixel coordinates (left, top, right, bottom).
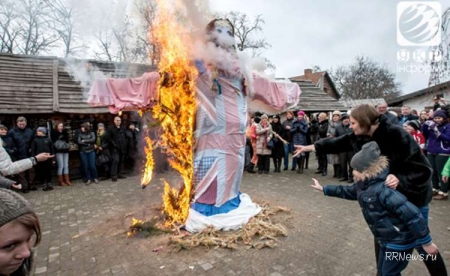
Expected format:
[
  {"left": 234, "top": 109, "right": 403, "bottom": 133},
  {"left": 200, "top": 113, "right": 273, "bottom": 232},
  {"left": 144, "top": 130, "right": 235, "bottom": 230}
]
[{"left": 23, "top": 165, "right": 450, "bottom": 276}]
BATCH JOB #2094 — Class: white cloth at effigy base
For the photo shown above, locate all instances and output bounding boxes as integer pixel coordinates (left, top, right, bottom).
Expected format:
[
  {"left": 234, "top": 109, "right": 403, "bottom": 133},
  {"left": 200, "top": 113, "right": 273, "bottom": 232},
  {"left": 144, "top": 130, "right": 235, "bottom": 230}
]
[{"left": 185, "top": 193, "right": 261, "bottom": 232}]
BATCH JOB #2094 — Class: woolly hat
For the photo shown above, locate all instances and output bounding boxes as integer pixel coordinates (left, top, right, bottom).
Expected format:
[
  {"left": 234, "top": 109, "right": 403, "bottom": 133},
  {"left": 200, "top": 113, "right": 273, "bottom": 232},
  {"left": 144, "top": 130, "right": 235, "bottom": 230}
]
[
  {"left": 254, "top": 117, "right": 261, "bottom": 124},
  {"left": 351, "top": 142, "right": 381, "bottom": 173},
  {"left": 37, "top": 126, "right": 47, "bottom": 134},
  {"left": 433, "top": 110, "right": 448, "bottom": 119},
  {"left": 406, "top": 120, "right": 420, "bottom": 131},
  {"left": 261, "top": 114, "right": 269, "bottom": 120},
  {"left": 272, "top": 115, "right": 280, "bottom": 120},
  {"left": 297, "top": 110, "right": 306, "bottom": 117},
  {"left": 332, "top": 110, "right": 341, "bottom": 116},
  {"left": 341, "top": 114, "right": 349, "bottom": 120},
  {"left": 0, "top": 188, "right": 34, "bottom": 227}
]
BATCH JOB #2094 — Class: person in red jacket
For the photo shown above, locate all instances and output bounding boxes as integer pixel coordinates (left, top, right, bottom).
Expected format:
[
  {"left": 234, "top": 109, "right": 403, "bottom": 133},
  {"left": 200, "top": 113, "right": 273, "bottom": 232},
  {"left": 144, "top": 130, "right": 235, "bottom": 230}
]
[{"left": 405, "top": 120, "right": 425, "bottom": 152}]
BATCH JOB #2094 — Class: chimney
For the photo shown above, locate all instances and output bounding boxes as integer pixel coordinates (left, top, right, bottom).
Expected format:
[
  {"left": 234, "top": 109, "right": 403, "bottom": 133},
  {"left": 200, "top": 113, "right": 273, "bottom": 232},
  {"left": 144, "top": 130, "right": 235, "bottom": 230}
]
[{"left": 304, "top": 68, "right": 313, "bottom": 80}]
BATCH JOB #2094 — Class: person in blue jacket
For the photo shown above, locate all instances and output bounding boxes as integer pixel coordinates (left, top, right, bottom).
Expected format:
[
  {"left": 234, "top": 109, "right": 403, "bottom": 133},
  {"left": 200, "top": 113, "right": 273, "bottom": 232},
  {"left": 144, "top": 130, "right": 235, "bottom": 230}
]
[{"left": 311, "top": 141, "right": 439, "bottom": 276}]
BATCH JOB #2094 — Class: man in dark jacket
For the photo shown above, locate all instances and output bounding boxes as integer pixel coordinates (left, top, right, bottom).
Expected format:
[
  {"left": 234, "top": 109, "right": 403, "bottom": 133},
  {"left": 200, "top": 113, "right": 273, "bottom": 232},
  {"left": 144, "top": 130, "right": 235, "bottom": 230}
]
[
  {"left": 105, "top": 116, "right": 128, "bottom": 181},
  {"left": 398, "top": 105, "right": 419, "bottom": 126},
  {"left": 376, "top": 102, "right": 398, "bottom": 125},
  {"left": 7, "top": 116, "right": 35, "bottom": 193},
  {"left": 294, "top": 104, "right": 446, "bottom": 276},
  {"left": 334, "top": 114, "right": 354, "bottom": 183}
]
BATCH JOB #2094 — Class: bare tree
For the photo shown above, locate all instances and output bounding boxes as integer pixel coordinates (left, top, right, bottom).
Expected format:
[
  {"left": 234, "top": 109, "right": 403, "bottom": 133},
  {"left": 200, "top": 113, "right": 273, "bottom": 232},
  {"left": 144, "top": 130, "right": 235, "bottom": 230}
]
[
  {"left": 329, "top": 56, "right": 402, "bottom": 101},
  {"left": 16, "top": 0, "right": 59, "bottom": 55},
  {"left": 45, "top": 0, "right": 84, "bottom": 57},
  {"left": 94, "top": 30, "right": 116, "bottom": 62},
  {"left": 134, "top": 0, "right": 158, "bottom": 65},
  {"left": 218, "top": 11, "right": 273, "bottom": 69},
  {"left": 0, "top": 0, "right": 21, "bottom": 53}
]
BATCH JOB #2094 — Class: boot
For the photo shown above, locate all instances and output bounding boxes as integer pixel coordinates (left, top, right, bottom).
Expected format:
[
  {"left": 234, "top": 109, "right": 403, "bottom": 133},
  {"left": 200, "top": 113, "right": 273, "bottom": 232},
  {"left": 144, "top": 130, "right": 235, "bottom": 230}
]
[
  {"left": 304, "top": 155, "right": 309, "bottom": 170},
  {"left": 273, "top": 159, "right": 278, "bottom": 172},
  {"left": 322, "top": 165, "right": 327, "bottom": 176},
  {"left": 332, "top": 165, "right": 338, "bottom": 178},
  {"left": 64, "top": 174, "right": 72, "bottom": 186},
  {"left": 57, "top": 175, "right": 67, "bottom": 187},
  {"left": 297, "top": 157, "right": 304, "bottom": 174},
  {"left": 247, "top": 164, "right": 256, "bottom": 174},
  {"left": 264, "top": 156, "right": 271, "bottom": 174}
]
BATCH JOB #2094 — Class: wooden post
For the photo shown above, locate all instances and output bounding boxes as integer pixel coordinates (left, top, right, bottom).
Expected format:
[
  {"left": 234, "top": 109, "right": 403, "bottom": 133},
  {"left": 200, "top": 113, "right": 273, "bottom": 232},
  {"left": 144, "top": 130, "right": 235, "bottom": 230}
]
[{"left": 52, "top": 59, "right": 59, "bottom": 112}]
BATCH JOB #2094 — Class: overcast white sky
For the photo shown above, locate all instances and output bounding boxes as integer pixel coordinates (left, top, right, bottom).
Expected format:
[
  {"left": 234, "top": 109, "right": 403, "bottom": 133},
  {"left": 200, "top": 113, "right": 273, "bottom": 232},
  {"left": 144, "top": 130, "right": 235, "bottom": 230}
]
[{"left": 209, "top": 0, "right": 448, "bottom": 95}]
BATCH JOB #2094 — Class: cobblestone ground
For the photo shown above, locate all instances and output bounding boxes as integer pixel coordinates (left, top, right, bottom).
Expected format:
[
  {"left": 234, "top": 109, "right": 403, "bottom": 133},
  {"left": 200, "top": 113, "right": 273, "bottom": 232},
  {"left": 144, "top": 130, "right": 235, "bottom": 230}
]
[{"left": 23, "top": 163, "right": 450, "bottom": 276}]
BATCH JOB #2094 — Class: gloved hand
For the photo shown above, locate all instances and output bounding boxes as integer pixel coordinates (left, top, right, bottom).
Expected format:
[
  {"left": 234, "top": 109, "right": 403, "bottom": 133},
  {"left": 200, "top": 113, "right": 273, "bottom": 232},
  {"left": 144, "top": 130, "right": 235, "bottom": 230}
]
[{"left": 424, "top": 120, "right": 435, "bottom": 127}]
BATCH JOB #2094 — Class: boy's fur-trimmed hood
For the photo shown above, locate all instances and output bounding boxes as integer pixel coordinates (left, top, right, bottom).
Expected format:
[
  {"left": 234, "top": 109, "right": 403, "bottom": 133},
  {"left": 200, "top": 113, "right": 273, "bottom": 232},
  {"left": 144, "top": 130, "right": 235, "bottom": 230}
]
[{"left": 358, "top": 156, "right": 389, "bottom": 182}]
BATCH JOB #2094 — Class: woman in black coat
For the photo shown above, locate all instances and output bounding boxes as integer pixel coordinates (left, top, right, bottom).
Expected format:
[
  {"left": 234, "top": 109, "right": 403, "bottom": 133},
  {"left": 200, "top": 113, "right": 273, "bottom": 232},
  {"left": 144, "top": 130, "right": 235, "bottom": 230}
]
[
  {"left": 294, "top": 104, "right": 446, "bottom": 276},
  {"left": 270, "top": 115, "right": 285, "bottom": 173}
]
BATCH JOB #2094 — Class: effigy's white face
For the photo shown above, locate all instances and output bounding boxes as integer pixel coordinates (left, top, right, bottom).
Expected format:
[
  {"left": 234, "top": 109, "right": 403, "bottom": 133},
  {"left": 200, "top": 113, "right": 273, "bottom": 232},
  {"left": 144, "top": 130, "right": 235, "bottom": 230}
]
[{"left": 210, "top": 20, "right": 236, "bottom": 50}]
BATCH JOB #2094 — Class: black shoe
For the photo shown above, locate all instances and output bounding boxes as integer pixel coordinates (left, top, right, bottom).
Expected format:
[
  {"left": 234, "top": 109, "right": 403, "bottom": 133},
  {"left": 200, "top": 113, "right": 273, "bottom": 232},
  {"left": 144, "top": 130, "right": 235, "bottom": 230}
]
[
  {"left": 347, "top": 179, "right": 354, "bottom": 183},
  {"left": 258, "top": 170, "right": 263, "bottom": 174},
  {"left": 29, "top": 187, "right": 38, "bottom": 191},
  {"left": 291, "top": 167, "right": 296, "bottom": 171},
  {"left": 263, "top": 171, "right": 269, "bottom": 174},
  {"left": 111, "top": 177, "right": 118, "bottom": 182},
  {"left": 22, "top": 189, "right": 30, "bottom": 194},
  {"left": 117, "top": 175, "right": 127, "bottom": 179},
  {"left": 247, "top": 170, "right": 256, "bottom": 174},
  {"left": 339, "top": 178, "right": 348, "bottom": 182},
  {"left": 315, "top": 171, "right": 322, "bottom": 174},
  {"left": 322, "top": 172, "right": 327, "bottom": 176},
  {"left": 100, "top": 176, "right": 109, "bottom": 181},
  {"left": 283, "top": 167, "right": 288, "bottom": 171}
]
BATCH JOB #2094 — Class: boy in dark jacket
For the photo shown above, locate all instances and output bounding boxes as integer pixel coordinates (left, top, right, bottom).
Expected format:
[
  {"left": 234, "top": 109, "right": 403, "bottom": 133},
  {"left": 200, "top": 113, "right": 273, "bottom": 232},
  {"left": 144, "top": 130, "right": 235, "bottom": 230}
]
[
  {"left": 32, "top": 127, "right": 54, "bottom": 191},
  {"left": 311, "top": 142, "right": 439, "bottom": 276}
]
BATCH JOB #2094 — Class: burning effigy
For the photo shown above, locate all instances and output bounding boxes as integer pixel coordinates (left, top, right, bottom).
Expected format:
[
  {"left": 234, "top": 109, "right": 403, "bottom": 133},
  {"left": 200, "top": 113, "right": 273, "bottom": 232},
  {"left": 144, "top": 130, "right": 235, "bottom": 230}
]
[{"left": 87, "top": 0, "right": 301, "bottom": 233}]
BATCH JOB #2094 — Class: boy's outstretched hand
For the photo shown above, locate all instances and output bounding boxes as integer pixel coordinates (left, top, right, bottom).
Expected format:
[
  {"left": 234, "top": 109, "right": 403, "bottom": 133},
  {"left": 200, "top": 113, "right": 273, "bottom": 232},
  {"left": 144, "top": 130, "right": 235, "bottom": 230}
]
[
  {"left": 423, "top": 243, "right": 439, "bottom": 255},
  {"left": 311, "top": 178, "right": 323, "bottom": 191}
]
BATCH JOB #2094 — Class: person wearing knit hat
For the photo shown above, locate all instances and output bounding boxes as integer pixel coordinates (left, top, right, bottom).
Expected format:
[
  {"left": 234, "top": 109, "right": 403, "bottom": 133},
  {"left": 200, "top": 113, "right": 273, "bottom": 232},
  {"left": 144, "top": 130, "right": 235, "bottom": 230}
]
[
  {"left": 294, "top": 104, "right": 448, "bottom": 273},
  {"left": 332, "top": 110, "right": 341, "bottom": 117},
  {"left": 0, "top": 188, "right": 41, "bottom": 276},
  {"left": 51, "top": 122, "right": 72, "bottom": 187},
  {"left": 404, "top": 120, "right": 426, "bottom": 152},
  {"left": 423, "top": 108, "right": 450, "bottom": 201},
  {"left": 310, "top": 141, "right": 439, "bottom": 276},
  {"left": 32, "top": 127, "right": 55, "bottom": 191},
  {"left": 297, "top": 110, "right": 306, "bottom": 117}
]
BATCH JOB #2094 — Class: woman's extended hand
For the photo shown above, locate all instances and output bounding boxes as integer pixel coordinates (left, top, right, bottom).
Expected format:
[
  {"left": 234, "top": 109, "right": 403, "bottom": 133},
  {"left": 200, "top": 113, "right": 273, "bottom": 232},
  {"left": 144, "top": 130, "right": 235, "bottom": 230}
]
[
  {"left": 385, "top": 174, "right": 399, "bottom": 189},
  {"left": 293, "top": 144, "right": 315, "bottom": 157}
]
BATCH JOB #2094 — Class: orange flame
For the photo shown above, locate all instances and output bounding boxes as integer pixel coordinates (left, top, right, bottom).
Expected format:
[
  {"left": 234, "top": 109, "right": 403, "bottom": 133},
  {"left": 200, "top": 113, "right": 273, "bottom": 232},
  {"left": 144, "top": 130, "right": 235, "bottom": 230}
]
[
  {"left": 127, "top": 217, "right": 145, "bottom": 237},
  {"left": 146, "top": 0, "right": 197, "bottom": 227},
  {"left": 140, "top": 136, "right": 154, "bottom": 188}
]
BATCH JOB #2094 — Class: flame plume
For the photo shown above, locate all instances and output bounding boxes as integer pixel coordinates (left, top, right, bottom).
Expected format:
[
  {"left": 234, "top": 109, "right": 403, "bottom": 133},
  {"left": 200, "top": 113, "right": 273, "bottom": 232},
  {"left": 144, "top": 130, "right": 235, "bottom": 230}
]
[
  {"left": 140, "top": 136, "right": 154, "bottom": 188},
  {"left": 144, "top": 0, "right": 198, "bottom": 227}
]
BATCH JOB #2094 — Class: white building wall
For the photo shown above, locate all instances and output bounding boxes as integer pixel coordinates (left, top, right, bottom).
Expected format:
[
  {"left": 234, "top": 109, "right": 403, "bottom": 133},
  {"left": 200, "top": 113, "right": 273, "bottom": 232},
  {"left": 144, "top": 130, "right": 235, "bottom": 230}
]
[{"left": 400, "top": 88, "right": 450, "bottom": 112}]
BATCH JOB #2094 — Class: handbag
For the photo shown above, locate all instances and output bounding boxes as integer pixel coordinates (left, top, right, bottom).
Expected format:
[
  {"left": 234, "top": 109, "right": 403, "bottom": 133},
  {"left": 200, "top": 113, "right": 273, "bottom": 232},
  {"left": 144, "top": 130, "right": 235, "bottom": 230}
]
[
  {"left": 54, "top": 140, "right": 70, "bottom": 151},
  {"left": 266, "top": 139, "right": 274, "bottom": 149},
  {"left": 96, "top": 152, "right": 110, "bottom": 166}
]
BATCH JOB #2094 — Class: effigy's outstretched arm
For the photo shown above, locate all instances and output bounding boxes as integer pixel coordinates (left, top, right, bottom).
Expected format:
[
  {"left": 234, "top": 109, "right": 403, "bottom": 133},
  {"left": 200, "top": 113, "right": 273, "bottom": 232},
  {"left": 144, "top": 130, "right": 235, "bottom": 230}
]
[{"left": 248, "top": 73, "right": 301, "bottom": 114}]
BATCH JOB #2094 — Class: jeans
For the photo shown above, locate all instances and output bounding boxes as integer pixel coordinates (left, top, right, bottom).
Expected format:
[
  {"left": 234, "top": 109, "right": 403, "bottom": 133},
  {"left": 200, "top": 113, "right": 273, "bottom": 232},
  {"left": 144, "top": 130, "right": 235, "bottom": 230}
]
[
  {"left": 378, "top": 247, "right": 414, "bottom": 276},
  {"left": 427, "top": 154, "right": 449, "bottom": 193},
  {"left": 80, "top": 151, "right": 97, "bottom": 180},
  {"left": 283, "top": 143, "right": 296, "bottom": 169},
  {"left": 55, "top": 152, "right": 69, "bottom": 175}
]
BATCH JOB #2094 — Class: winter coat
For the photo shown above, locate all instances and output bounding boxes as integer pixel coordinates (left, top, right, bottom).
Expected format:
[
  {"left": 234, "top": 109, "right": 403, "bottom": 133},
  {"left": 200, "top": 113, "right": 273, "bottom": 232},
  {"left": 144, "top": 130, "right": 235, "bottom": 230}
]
[
  {"left": 255, "top": 123, "right": 273, "bottom": 155},
  {"left": 105, "top": 126, "right": 128, "bottom": 154},
  {"left": 421, "top": 120, "right": 450, "bottom": 155},
  {"left": 384, "top": 112, "right": 398, "bottom": 125},
  {"left": 32, "top": 136, "right": 54, "bottom": 156},
  {"left": 51, "top": 129, "right": 70, "bottom": 153},
  {"left": 271, "top": 121, "right": 285, "bottom": 159},
  {"left": 126, "top": 129, "right": 139, "bottom": 159},
  {"left": 291, "top": 119, "right": 308, "bottom": 146},
  {"left": 317, "top": 120, "right": 329, "bottom": 139},
  {"left": 398, "top": 113, "right": 419, "bottom": 126},
  {"left": 410, "top": 130, "right": 425, "bottom": 151},
  {"left": 335, "top": 123, "right": 352, "bottom": 137},
  {"left": 0, "top": 134, "right": 16, "bottom": 160},
  {"left": 327, "top": 121, "right": 341, "bottom": 138},
  {"left": 282, "top": 118, "right": 295, "bottom": 142},
  {"left": 7, "top": 127, "right": 34, "bottom": 159},
  {"left": 77, "top": 132, "right": 96, "bottom": 153},
  {"left": 0, "top": 144, "right": 33, "bottom": 176},
  {"left": 315, "top": 115, "right": 433, "bottom": 208},
  {"left": 324, "top": 157, "right": 431, "bottom": 249}
]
